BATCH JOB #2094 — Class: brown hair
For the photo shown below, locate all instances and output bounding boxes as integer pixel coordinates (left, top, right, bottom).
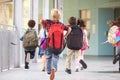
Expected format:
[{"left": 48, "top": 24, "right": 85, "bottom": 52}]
[
  {"left": 77, "top": 19, "right": 85, "bottom": 27},
  {"left": 107, "top": 20, "right": 116, "bottom": 27},
  {"left": 68, "top": 16, "right": 76, "bottom": 25},
  {"left": 108, "top": 17, "right": 120, "bottom": 27},
  {"left": 28, "top": 20, "right": 36, "bottom": 28}
]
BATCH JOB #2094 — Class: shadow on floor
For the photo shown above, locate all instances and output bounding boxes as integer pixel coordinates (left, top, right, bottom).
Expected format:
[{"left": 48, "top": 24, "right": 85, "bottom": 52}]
[{"left": 91, "top": 71, "right": 120, "bottom": 73}]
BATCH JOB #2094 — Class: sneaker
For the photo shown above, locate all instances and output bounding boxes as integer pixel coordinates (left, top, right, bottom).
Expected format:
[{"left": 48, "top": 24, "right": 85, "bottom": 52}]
[
  {"left": 79, "top": 60, "right": 87, "bottom": 69},
  {"left": 42, "top": 69, "right": 45, "bottom": 72},
  {"left": 24, "top": 62, "right": 29, "bottom": 69},
  {"left": 24, "top": 65, "right": 29, "bottom": 69},
  {"left": 119, "top": 68, "right": 120, "bottom": 72},
  {"left": 113, "top": 56, "right": 120, "bottom": 64},
  {"left": 50, "top": 69, "right": 55, "bottom": 80},
  {"left": 47, "top": 72, "right": 51, "bottom": 75},
  {"left": 42, "top": 67, "right": 45, "bottom": 72},
  {"left": 75, "top": 68, "right": 79, "bottom": 72},
  {"left": 65, "top": 68, "right": 71, "bottom": 74}
]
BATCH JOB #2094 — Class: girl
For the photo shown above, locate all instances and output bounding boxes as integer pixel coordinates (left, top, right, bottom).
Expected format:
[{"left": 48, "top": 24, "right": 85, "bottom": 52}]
[
  {"left": 38, "top": 21, "right": 48, "bottom": 71},
  {"left": 75, "top": 19, "right": 89, "bottom": 71}
]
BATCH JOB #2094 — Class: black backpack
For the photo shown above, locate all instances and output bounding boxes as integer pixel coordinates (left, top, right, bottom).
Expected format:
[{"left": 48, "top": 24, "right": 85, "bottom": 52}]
[{"left": 66, "top": 25, "right": 83, "bottom": 50}]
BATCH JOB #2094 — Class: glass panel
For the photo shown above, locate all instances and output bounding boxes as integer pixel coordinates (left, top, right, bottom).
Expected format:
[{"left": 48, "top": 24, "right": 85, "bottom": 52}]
[
  {"left": 0, "top": 0, "right": 12, "bottom": 3},
  {"left": 81, "top": 10, "right": 86, "bottom": 19},
  {"left": 0, "top": 2, "right": 13, "bottom": 30},
  {"left": 80, "top": 9, "right": 90, "bottom": 30},
  {"left": 86, "top": 20, "right": 90, "bottom": 30},
  {"left": 23, "top": 0, "right": 30, "bottom": 29},
  {"left": 87, "top": 10, "right": 90, "bottom": 18}
]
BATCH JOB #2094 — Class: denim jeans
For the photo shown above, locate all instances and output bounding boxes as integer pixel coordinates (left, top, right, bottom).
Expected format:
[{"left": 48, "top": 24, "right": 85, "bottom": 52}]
[
  {"left": 116, "top": 46, "right": 120, "bottom": 55},
  {"left": 46, "top": 50, "right": 59, "bottom": 73}
]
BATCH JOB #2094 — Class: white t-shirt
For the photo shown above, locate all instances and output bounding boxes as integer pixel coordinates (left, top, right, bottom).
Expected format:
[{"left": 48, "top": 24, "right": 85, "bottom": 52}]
[{"left": 39, "top": 29, "right": 48, "bottom": 38}]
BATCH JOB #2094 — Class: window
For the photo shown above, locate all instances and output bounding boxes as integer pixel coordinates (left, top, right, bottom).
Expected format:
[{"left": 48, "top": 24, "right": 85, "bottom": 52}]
[
  {"left": 23, "top": 0, "right": 30, "bottom": 29},
  {"left": 0, "top": 0, "right": 12, "bottom": 3},
  {"left": 0, "top": 2, "right": 13, "bottom": 30},
  {"left": 80, "top": 9, "right": 90, "bottom": 30},
  {"left": 80, "top": 9, "right": 91, "bottom": 39}
]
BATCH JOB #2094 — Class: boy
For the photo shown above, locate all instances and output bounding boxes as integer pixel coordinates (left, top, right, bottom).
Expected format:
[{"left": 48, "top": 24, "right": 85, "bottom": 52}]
[
  {"left": 22, "top": 20, "right": 38, "bottom": 69},
  {"left": 42, "top": 9, "right": 71, "bottom": 80}
]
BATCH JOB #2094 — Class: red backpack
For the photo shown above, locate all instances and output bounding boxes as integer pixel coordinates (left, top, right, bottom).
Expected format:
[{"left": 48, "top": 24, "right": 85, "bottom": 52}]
[{"left": 48, "top": 23, "right": 64, "bottom": 55}]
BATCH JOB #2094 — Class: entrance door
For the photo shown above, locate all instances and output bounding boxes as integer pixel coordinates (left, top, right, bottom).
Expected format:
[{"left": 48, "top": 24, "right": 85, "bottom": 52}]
[{"left": 98, "top": 8, "right": 114, "bottom": 55}]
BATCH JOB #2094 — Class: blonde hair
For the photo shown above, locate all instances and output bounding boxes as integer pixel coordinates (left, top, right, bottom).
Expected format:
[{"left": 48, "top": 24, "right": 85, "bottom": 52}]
[{"left": 51, "top": 9, "right": 61, "bottom": 20}]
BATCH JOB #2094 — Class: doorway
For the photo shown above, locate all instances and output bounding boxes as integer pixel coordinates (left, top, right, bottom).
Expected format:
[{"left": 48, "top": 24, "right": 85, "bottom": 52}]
[
  {"left": 113, "top": 8, "right": 120, "bottom": 56},
  {"left": 114, "top": 8, "right": 120, "bottom": 19}
]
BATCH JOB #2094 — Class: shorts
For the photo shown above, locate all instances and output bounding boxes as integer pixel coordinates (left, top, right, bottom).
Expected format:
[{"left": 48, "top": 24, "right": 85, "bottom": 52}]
[
  {"left": 25, "top": 50, "right": 36, "bottom": 59},
  {"left": 38, "top": 48, "right": 48, "bottom": 56}
]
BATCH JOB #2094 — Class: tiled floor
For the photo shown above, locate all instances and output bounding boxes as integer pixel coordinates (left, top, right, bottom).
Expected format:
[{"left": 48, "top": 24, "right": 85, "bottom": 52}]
[{"left": 0, "top": 56, "right": 120, "bottom": 80}]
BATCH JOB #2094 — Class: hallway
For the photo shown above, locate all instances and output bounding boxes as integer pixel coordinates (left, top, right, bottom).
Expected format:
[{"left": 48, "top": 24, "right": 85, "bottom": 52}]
[{"left": 0, "top": 56, "right": 120, "bottom": 80}]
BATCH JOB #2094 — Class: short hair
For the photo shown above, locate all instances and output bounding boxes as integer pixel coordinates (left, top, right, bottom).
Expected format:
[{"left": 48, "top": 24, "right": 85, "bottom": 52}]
[
  {"left": 51, "top": 9, "right": 61, "bottom": 20},
  {"left": 28, "top": 20, "right": 36, "bottom": 28},
  {"left": 77, "top": 19, "right": 85, "bottom": 27},
  {"left": 68, "top": 16, "right": 76, "bottom": 25}
]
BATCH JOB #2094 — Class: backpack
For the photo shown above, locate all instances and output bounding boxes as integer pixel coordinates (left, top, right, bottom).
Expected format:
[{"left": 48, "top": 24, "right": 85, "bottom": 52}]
[
  {"left": 23, "top": 29, "right": 38, "bottom": 51},
  {"left": 107, "top": 25, "right": 120, "bottom": 46},
  {"left": 48, "top": 23, "right": 64, "bottom": 55},
  {"left": 67, "top": 25, "right": 83, "bottom": 50}
]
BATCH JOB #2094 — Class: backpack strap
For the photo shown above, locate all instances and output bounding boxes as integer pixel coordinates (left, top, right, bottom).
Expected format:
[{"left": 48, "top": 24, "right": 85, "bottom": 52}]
[
  {"left": 60, "top": 33, "right": 63, "bottom": 49},
  {"left": 39, "top": 30, "right": 46, "bottom": 47},
  {"left": 44, "top": 30, "right": 47, "bottom": 37},
  {"left": 52, "top": 33, "right": 55, "bottom": 48}
]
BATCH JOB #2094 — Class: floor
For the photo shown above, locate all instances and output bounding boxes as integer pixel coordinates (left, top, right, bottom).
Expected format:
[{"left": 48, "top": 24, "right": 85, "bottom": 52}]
[{"left": 0, "top": 56, "right": 120, "bottom": 80}]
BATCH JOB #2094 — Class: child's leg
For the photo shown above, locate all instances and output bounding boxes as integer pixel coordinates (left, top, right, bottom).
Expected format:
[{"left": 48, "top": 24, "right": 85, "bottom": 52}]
[
  {"left": 75, "top": 58, "right": 79, "bottom": 69},
  {"left": 25, "top": 52, "right": 30, "bottom": 69},
  {"left": 79, "top": 50, "right": 85, "bottom": 69},
  {"left": 79, "top": 50, "right": 87, "bottom": 69},
  {"left": 75, "top": 50, "right": 80, "bottom": 72},
  {"left": 42, "top": 54, "right": 47, "bottom": 71},
  {"left": 26, "top": 53, "right": 30, "bottom": 62},
  {"left": 80, "top": 50, "right": 84, "bottom": 60}
]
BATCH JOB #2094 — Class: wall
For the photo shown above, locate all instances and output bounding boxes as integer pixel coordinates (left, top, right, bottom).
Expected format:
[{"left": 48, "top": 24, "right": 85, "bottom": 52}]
[
  {"left": 0, "top": 28, "right": 19, "bottom": 72},
  {"left": 63, "top": 0, "right": 120, "bottom": 56},
  {"left": 63, "top": 0, "right": 79, "bottom": 24},
  {"left": 79, "top": 0, "right": 120, "bottom": 55},
  {"left": 63, "top": 0, "right": 99, "bottom": 55},
  {"left": 38, "top": 0, "right": 120, "bottom": 56}
]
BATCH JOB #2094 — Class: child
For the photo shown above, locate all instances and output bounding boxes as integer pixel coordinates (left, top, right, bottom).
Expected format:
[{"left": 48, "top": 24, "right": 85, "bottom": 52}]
[
  {"left": 65, "top": 16, "right": 82, "bottom": 74},
  {"left": 38, "top": 21, "right": 48, "bottom": 72},
  {"left": 22, "top": 20, "right": 38, "bottom": 69},
  {"left": 75, "top": 19, "right": 89, "bottom": 71},
  {"left": 42, "top": 9, "right": 71, "bottom": 80}
]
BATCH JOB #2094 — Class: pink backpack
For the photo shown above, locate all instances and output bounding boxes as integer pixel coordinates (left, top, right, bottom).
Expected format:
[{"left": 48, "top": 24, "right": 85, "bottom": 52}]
[{"left": 40, "top": 38, "right": 47, "bottom": 49}]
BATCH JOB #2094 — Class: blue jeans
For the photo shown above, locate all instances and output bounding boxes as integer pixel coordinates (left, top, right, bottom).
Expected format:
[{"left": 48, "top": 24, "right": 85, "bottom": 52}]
[
  {"left": 116, "top": 46, "right": 120, "bottom": 55},
  {"left": 46, "top": 50, "right": 59, "bottom": 73}
]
